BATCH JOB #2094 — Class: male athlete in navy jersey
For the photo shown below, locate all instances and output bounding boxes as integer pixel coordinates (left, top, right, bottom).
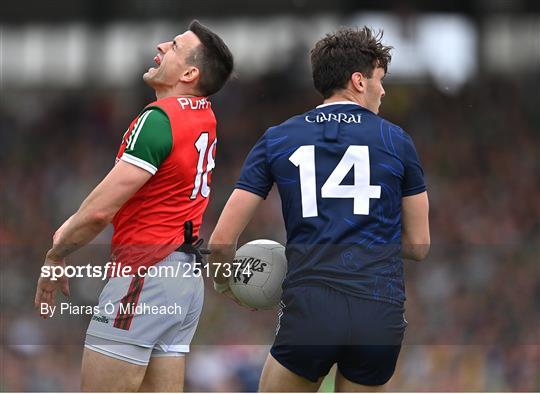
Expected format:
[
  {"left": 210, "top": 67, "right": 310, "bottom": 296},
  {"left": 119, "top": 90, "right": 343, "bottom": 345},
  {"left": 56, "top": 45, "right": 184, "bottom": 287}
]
[{"left": 209, "top": 27, "right": 430, "bottom": 391}]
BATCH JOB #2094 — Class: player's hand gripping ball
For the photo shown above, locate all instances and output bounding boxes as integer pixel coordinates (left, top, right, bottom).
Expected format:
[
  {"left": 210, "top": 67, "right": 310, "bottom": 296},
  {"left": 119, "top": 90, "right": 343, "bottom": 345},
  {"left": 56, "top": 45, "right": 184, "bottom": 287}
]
[{"left": 229, "top": 240, "right": 287, "bottom": 310}]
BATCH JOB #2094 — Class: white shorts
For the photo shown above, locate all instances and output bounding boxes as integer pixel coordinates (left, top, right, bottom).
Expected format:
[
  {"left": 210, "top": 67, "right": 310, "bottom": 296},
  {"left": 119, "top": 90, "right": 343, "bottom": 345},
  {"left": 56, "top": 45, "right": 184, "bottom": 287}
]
[{"left": 85, "top": 251, "right": 204, "bottom": 365}]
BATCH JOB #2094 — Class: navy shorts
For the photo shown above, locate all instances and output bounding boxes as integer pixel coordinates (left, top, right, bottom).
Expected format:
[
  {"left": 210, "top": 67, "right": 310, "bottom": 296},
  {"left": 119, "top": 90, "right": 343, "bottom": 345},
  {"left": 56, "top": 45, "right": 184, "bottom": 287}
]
[{"left": 270, "top": 285, "right": 407, "bottom": 386}]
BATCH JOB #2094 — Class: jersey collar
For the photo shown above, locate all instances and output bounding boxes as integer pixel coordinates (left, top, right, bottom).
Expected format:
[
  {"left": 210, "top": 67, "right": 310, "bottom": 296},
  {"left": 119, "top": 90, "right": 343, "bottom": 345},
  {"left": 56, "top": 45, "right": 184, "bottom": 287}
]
[{"left": 316, "top": 100, "right": 361, "bottom": 109}]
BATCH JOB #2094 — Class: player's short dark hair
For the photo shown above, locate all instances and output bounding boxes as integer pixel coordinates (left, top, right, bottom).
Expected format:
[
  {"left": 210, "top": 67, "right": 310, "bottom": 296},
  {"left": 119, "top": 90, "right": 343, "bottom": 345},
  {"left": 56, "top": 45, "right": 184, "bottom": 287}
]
[
  {"left": 188, "top": 20, "right": 234, "bottom": 96},
  {"left": 310, "top": 27, "right": 392, "bottom": 99}
]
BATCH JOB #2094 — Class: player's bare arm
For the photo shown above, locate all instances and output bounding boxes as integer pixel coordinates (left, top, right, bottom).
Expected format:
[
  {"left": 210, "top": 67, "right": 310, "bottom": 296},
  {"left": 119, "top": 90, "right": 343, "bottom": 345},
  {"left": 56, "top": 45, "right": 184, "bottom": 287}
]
[
  {"left": 48, "top": 160, "right": 152, "bottom": 259},
  {"left": 209, "top": 189, "right": 263, "bottom": 303},
  {"left": 34, "top": 160, "right": 152, "bottom": 317},
  {"left": 209, "top": 189, "right": 264, "bottom": 281},
  {"left": 401, "top": 191, "right": 430, "bottom": 261}
]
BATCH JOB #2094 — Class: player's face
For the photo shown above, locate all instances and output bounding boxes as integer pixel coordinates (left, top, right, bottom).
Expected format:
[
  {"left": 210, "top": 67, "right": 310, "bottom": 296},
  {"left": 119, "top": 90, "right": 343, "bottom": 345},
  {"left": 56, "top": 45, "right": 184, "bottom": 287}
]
[
  {"left": 143, "top": 31, "right": 201, "bottom": 89},
  {"left": 364, "top": 67, "right": 386, "bottom": 114}
]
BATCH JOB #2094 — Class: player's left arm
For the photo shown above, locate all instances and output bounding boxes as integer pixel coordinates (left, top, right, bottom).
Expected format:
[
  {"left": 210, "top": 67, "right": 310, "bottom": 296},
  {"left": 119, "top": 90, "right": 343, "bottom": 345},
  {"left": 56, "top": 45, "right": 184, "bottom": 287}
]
[{"left": 35, "top": 161, "right": 152, "bottom": 316}]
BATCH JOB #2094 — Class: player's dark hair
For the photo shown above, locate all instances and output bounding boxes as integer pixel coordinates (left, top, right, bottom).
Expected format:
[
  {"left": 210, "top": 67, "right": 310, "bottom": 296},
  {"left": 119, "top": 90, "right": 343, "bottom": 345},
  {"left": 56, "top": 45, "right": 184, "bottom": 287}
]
[
  {"left": 188, "top": 20, "right": 234, "bottom": 96},
  {"left": 310, "top": 27, "right": 392, "bottom": 99}
]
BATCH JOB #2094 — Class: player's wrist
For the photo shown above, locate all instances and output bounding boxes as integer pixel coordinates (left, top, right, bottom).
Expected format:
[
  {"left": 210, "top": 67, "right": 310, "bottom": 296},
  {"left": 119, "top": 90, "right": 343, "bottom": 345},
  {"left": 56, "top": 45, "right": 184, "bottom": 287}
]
[
  {"left": 213, "top": 279, "right": 230, "bottom": 294},
  {"left": 45, "top": 249, "right": 65, "bottom": 265}
]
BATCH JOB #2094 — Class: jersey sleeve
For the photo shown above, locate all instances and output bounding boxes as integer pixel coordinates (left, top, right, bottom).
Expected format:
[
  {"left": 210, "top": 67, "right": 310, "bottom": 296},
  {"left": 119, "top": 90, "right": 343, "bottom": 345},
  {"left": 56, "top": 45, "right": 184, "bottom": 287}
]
[
  {"left": 120, "top": 109, "right": 172, "bottom": 175},
  {"left": 401, "top": 132, "right": 427, "bottom": 196},
  {"left": 235, "top": 132, "right": 273, "bottom": 199}
]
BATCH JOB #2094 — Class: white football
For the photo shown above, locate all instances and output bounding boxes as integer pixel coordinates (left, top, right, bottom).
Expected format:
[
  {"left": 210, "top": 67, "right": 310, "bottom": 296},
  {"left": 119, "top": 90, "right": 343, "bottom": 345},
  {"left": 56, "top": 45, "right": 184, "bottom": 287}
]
[{"left": 229, "top": 239, "right": 287, "bottom": 310}]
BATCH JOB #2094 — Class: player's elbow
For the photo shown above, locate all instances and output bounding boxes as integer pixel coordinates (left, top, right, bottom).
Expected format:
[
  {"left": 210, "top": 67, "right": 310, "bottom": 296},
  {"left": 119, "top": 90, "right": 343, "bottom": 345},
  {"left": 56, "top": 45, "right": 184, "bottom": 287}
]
[
  {"left": 408, "top": 243, "right": 430, "bottom": 261},
  {"left": 209, "top": 227, "right": 237, "bottom": 249},
  {"left": 402, "top": 232, "right": 430, "bottom": 261},
  {"left": 209, "top": 241, "right": 226, "bottom": 255},
  {"left": 85, "top": 210, "right": 113, "bottom": 228},
  {"left": 209, "top": 232, "right": 239, "bottom": 268},
  {"left": 209, "top": 233, "right": 234, "bottom": 254}
]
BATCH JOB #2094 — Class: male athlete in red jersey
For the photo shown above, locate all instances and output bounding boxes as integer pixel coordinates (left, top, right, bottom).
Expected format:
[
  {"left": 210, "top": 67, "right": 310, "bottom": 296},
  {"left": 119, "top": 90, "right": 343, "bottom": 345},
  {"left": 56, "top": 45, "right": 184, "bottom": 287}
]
[{"left": 34, "top": 21, "right": 233, "bottom": 392}]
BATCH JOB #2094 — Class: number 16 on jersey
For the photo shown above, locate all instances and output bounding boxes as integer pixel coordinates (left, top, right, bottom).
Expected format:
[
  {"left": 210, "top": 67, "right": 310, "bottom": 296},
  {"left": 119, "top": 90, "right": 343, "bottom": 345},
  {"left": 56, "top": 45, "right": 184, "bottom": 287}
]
[{"left": 191, "top": 132, "right": 217, "bottom": 199}]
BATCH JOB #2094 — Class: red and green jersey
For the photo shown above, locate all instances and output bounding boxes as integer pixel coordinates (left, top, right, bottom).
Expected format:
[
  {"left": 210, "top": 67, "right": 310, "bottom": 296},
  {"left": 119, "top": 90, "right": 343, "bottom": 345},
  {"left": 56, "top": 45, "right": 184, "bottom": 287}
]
[{"left": 111, "top": 96, "right": 217, "bottom": 271}]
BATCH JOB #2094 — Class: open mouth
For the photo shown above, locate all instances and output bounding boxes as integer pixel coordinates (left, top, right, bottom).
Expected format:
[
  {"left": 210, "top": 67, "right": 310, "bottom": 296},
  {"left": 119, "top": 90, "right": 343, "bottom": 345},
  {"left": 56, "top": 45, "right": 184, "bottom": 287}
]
[{"left": 147, "top": 55, "right": 161, "bottom": 73}]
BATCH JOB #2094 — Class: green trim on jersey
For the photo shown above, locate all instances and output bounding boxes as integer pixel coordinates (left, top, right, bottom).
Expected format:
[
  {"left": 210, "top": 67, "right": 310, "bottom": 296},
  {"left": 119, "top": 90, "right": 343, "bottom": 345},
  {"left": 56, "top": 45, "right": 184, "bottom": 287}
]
[{"left": 122, "top": 108, "right": 172, "bottom": 175}]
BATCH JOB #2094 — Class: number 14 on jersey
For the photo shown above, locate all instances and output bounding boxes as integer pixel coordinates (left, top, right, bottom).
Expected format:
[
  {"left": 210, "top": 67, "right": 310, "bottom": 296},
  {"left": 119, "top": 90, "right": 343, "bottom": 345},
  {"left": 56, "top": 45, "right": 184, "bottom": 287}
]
[{"left": 289, "top": 145, "right": 381, "bottom": 217}]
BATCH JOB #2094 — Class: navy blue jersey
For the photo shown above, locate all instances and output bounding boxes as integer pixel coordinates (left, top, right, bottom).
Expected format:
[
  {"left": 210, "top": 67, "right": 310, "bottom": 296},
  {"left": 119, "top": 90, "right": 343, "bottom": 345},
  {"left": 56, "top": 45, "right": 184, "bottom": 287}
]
[{"left": 236, "top": 102, "right": 426, "bottom": 305}]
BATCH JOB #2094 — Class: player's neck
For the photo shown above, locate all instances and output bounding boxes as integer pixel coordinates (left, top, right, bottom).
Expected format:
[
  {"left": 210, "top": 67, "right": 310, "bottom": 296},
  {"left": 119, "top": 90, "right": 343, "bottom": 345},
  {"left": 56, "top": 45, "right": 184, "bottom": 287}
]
[
  {"left": 323, "top": 92, "right": 362, "bottom": 107},
  {"left": 153, "top": 86, "right": 200, "bottom": 100}
]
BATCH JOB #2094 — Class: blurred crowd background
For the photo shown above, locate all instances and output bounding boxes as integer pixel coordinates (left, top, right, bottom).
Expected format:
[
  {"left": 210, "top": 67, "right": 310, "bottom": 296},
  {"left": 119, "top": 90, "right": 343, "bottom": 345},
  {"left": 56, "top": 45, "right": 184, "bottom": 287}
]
[{"left": 1, "top": 0, "right": 539, "bottom": 391}]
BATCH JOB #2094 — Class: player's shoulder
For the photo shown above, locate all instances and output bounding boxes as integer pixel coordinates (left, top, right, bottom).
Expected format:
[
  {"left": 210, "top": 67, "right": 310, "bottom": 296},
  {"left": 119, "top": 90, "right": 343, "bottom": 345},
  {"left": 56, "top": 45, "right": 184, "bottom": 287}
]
[
  {"left": 133, "top": 107, "right": 171, "bottom": 136},
  {"left": 141, "top": 106, "right": 170, "bottom": 121},
  {"left": 127, "top": 108, "right": 172, "bottom": 145},
  {"left": 376, "top": 114, "right": 403, "bottom": 132},
  {"left": 377, "top": 115, "right": 414, "bottom": 141}
]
